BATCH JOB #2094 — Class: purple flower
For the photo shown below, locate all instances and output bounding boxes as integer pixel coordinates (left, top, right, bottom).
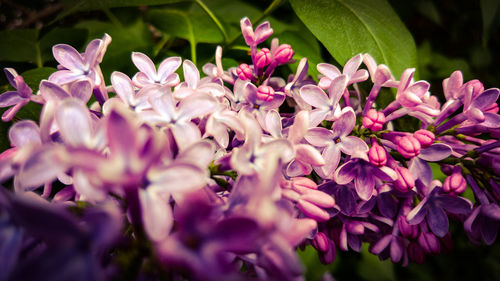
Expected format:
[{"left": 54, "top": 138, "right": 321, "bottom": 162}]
[
  {"left": 174, "top": 59, "right": 225, "bottom": 99},
  {"left": 305, "top": 108, "right": 368, "bottom": 178},
  {"left": 334, "top": 152, "right": 397, "bottom": 201},
  {"left": 408, "top": 143, "right": 453, "bottom": 186},
  {"left": 0, "top": 68, "right": 41, "bottom": 121},
  {"left": 131, "top": 52, "right": 181, "bottom": 88},
  {"left": 49, "top": 36, "right": 109, "bottom": 86},
  {"left": 407, "top": 180, "right": 472, "bottom": 237},
  {"left": 299, "top": 75, "right": 348, "bottom": 126},
  {"left": 317, "top": 54, "right": 369, "bottom": 89},
  {"left": 240, "top": 17, "right": 273, "bottom": 47},
  {"left": 141, "top": 88, "right": 218, "bottom": 150},
  {"left": 464, "top": 175, "right": 500, "bottom": 245}
]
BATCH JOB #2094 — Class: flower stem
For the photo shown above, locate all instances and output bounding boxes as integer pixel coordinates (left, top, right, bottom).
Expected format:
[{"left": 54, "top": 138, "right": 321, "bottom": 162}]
[{"left": 195, "top": 0, "right": 229, "bottom": 43}]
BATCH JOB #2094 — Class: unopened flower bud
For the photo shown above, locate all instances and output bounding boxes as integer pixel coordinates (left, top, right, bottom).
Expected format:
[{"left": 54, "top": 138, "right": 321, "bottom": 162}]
[
  {"left": 290, "top": 177, "right": 318, "bottom": 190},
  {"left": 368, "top": 142, "right": 387, "bottom": 167},
  {"left": 442, "top": 169, "right": 466, "bottom": 195},
  {"left": 393, "top": 166, "right": 414, "bottom": 192},
  {"left": 418, "top": 231, "right": 440, "bottom": 254},
  {"left": 397, "top": 135, "right": 421, "bottom": 158},
  {"left": 274, "top": 44, "right": 294, "bottom": 64},
  {"left": 296, "top": 199, "right": 330, "bottom": 222},
  {"left": 398, "top": 216, "right": 418, "bottom": 239},
  {"left": 362, "top": 109, "right": 385, "bottom": 131},
  {"left": 236, "top": 63, "right": 253, "bottom": 80},
  {"left": 255, "top": 48, "right": 272, "bottom": 69},
  {"left": 256, "top": 85, "right": 275, "bottom": 102},
  {"left": 414, "top": 129, "right": 434, "bottom": 148},
  {"left": 312, "top": 232, "right": 330, "bottom": 252}
]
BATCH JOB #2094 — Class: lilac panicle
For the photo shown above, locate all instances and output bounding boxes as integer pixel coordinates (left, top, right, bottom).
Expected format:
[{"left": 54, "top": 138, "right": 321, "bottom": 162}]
[{"left": 1, "top": 16, "right": 500, "bottom": 280}]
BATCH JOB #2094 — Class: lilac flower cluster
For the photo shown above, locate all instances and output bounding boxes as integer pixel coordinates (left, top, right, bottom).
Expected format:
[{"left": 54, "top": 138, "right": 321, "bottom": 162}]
[{"left": 1, "top": 17, "right": 500, "bottom": 280}]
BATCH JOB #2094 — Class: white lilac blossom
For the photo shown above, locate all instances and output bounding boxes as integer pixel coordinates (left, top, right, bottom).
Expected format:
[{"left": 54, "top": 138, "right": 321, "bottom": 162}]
[{"left": 0, "top": 17, "right": 500, "bottom": 281}]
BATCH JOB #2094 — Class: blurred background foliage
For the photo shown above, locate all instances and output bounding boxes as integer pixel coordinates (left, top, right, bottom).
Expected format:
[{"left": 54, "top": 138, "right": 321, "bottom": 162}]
[{"left": 0, "top": 0, "right": 499, "bottom": 280}]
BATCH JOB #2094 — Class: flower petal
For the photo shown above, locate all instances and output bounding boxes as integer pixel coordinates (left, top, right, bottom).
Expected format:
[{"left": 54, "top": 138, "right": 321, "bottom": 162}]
[
  {"left": 132, "top": 52, "right": 157, "bottom": 80},
  {"left": 332, "top": 107, "right": 355, "bottom": 138},
  {"left": 9, "top": 120, "right": 41, "bottom": 147},
  {"left": 52, "top": 44, "right": 84, "bottom": 71},
  {"left": 300, "top": 85, "right": 330, "bottom": 109},
  {"left": 183, "top": 60, "right": 200, "bottom": 89},
  {"left": 55, "top": 99, "right": 92, "bottom": 147},
  {"left": 418, "top": 143, "right": 452, "bottom": 161},
  {"left": 427, "top": 204, "right": 449, "bottom": 237},
  {"left": 158, "top": 57, "right": 182, "bottom": 82},
  {"left": 139, "top": 188, "right": 173, "bottom": 242},
  {"left": 339, "top": 136, "right": 369, "bottom": 155}
]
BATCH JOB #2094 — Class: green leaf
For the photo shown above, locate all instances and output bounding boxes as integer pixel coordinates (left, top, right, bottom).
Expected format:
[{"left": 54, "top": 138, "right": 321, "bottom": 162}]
[
  {"left": 56, "top": 0, "right": 187, "bottom": 22},
  {"left": 297, "top": 245, "right": 338, "bottom": 281},
  {"left": 21, "top": 67, "right": 57, "bottom": 92},
  {"left": 481, "top": 0, "right": 500, "bottom": 46},
  {"left": 147, "top": 7, "right": 224, "bottom": 44},
  {"left": 289, "top": 0, "right": 417, "bottom": 78},
  {"left": 0, "top": 29, "right": 39, "bottom": 63},
  {"left": 39, "top": 28, "right": 89, "bottom": 63},
  {"left": 277, "top": 30, "right": 322, "bottom": 79}
]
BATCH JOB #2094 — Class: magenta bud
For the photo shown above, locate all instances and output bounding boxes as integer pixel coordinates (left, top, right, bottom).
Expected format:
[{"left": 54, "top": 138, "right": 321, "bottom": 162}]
[
  {"left": 418, "top": 232, "right": 440, "bottom": 254},
  {"left": 442, "top": 170, "right": 466, "bottom": 195},
  {"left": 397, "top": 216, "right": 418, "bottom": 239},
  {"left": 256, "top": 85, "right": 275, "bottom": 102},
  {"left": 393, "top": 166, "right": 415, "bottom": 192},
  {"left": 397, "top": 135, "right": 421, "bottom": 158},
  {"left": 318, "top": 238, "right": 336, "bottom": 264},
  {"left": 362, "top": 109, "right": 385, "bottom": 131},
  {"left": 296, "top": 199, "right": 330, "bottom": 222},
  {"left": 312, "top": 232, "right": 330, "bottom": 252},
  {"left": 368, "top": 142, "right": 387, "bottom": 167},
  {"left": 291, "top": 177, "right": 318, "bottom": 190},
  {"left": 414, "top": 129, "right": 435, "bottom": 148},
  {"left": 255, "top": 48, "right": 272, "bottom": 68},
  {"left": 274, "top": 44, "right": 294, "bottom": 64},
  {"left": 236, "top": 63, "right": 253, "bottom": 80}
]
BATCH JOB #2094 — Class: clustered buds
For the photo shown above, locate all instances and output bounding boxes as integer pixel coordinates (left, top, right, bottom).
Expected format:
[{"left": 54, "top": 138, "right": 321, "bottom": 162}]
[
  {"left": 362, "top": 109, "right": 385, "bottom": 131},
  {"left": 397, "top": 135, "right": 421, "bottom": 158}
]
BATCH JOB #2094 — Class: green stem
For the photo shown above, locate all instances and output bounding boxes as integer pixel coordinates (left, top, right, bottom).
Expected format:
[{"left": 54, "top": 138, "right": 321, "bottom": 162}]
[
  {"left": 102, "top": 7, "right": 122, "bottom": 28},
  {"left": 35, "top": 42, "right": 43, "bottom": 68},
  {"left": 194, "top": 0, "right": 229, "bottom": 43},
  {"left": 153, "top": 35, "right": 171, "bottom": 58}
]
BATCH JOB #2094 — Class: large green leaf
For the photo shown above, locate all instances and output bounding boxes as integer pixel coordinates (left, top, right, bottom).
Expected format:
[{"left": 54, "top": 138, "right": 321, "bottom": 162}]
[
  {"left": 289, "top": 0, "right": 417, "bottom": 78},
  {"left": 147, "top": 7, "right": 224, "bottom": 44},
  {"left": 0, "top": 29, "right": 39, "bottom": 63},
  {"left": 56, "top": 0, "right": 187, "bottom": 22}
]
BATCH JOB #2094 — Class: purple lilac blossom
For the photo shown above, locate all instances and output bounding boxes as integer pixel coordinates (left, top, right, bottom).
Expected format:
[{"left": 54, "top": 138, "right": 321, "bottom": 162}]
[{"left": 0, "top": 16, "right": 499, "bottom": 281}]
